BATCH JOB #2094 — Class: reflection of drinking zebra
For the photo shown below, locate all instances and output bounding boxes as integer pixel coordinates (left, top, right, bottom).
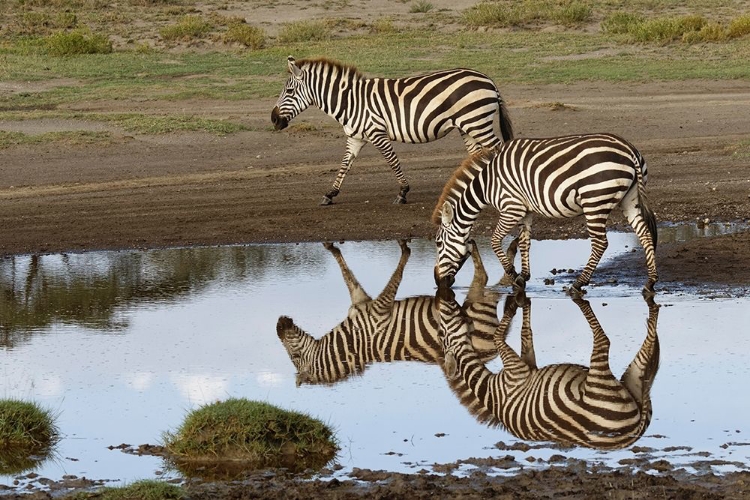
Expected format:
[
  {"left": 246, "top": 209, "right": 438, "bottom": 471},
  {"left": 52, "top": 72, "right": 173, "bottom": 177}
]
[
  {"left": 433, "top": 133, "right": 658, "bottom": 294},
  {"left": 276, "top": 240, "right": 511, "bottom": 386},
  {"left": 438, "top": 288, "right": 660, "bottom": 450},
  {"left": 271, "top": 56, "right": 514, "bottom": 205}
]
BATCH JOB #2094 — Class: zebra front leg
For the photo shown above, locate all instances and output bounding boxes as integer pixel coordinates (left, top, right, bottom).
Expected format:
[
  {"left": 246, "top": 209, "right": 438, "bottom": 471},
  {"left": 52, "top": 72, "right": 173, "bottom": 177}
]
[
  {"left": 321, "top": 137, "right": 366, "bottom": 205},
  {"left": 369, "top": 132, "right": 410, "bottom": 204},
  {"left": 517, "top": 215, "right": 533, "bottom": 286},
  {"left": 491, "top": 215, "right": 523, "bottom": 290}
]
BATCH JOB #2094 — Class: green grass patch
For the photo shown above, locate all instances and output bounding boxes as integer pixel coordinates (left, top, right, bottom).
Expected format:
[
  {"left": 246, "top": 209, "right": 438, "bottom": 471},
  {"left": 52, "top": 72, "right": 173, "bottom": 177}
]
[
  {"left": 277, "top": 20, "right": 332, "bottom": 43},
  {"left": 67, "top": 480, "right": 184, "bottom": 500},
  {"left": 0, "top": 399, "right": 59, "bottom": 474},
  {"left": 223, "top": 22, "right": 266, "bottom": 49},
  {"left": 160, "top": 14, "right": 213, "bottom": 41},
  {"left": 601, "top": 12, "right": 645, "bottom": 34},
  {"left": 97, "top": 114, "right": 247, "bottom": 134},
  {"left": 43, "top": 29, "right": 113, "bottom": 56},
  {"left": 0, "top": 130, "right": 113, "bottom": 149},
  {"left": 163, "top": 398, "right": 338, "bottom": 470}
]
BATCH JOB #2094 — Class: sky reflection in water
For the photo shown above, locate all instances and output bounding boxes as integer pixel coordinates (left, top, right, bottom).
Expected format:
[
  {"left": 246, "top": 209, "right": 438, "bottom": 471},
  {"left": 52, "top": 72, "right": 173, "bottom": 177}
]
[{"left": 1, "top": 229, "right": 749, "bottom": 488}]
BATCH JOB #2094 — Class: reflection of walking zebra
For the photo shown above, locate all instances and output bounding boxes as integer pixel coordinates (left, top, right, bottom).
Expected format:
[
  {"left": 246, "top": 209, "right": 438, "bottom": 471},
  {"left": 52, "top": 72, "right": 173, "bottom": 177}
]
[
  {"left": 276, "top": 240, "right": 506, "bottom": 386},
  {"left": 438, "top": 288, "right": 660, "bottom": 450},
  {"left": 271, "top": 56, "right": 514, "bottom": 205},
  {"left": 433, "top": 133, "right": 658, "bottom": 294}
]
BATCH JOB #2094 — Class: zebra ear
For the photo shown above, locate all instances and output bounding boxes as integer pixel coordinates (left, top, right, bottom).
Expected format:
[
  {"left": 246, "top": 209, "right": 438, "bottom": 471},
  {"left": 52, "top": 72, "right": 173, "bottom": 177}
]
[
  {"left": 287, "top": 56, "right": 303, "bottom": 78},
  {"left": 441, "top": 202, "right": 454, "bottom": 226}
]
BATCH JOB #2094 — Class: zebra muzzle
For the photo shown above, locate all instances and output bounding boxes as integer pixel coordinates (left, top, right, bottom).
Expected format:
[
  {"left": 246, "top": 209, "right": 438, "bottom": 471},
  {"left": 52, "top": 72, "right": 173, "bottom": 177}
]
[{"left": 271, "top": 107, "right": 288, "bottom": 130}]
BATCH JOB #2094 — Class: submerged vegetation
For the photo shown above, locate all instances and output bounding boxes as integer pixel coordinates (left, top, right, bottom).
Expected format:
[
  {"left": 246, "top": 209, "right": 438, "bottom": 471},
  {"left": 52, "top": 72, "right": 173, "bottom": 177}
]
[
  {"left": 0, "top": 399, "right": 59, "bottom": 475},
  {"left": 163, "top": 398, "right": 338, "bottom": 471}
]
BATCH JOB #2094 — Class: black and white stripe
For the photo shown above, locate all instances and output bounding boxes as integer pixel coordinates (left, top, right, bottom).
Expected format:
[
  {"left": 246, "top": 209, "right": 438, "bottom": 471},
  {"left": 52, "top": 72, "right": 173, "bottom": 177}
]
[
  {"left": 438, "top": 288, "right": 660, "bottom": 449},
  {"left": 276, "top": 240, "right": 503, "bottom": 386},
  {"left": 271, "top": 56, "right": 514, "bottom": 205},
  {"left": 433, "top": 133, "right": 658, "bottom": 294}
]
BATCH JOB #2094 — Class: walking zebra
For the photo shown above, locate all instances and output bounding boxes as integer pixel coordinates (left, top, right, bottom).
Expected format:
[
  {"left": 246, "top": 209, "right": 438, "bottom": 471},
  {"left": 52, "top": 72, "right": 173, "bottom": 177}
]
[
  {"left": 437, "top": 287, "right": 660, "bottom": 450},
  {"left": 276, "top": 240, "right": 508, "bottom": 386},
  {"left": 433, "top": 133, "right": 658, "bottom": 295},
  {"left": 271, "top": 56, "right": 514, "bottom": 205}
]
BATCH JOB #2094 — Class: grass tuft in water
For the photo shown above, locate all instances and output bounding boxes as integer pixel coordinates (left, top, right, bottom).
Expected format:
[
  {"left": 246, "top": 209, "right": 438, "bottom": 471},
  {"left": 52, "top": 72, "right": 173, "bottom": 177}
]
[
  {"left": 163, "top": 398, "right": 338, "bottom": 469},
  {"left": 0, "top": 399, "right": 59, "bottom": 474}
]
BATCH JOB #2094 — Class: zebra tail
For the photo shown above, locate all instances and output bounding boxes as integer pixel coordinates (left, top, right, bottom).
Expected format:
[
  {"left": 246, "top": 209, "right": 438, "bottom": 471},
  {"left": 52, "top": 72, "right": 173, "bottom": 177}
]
[
  {"left": 635, "top": 157, "right": 658, "bottom": 249},
  {"left": 498, "top": 96, "right": 514, "bottom": 143}
]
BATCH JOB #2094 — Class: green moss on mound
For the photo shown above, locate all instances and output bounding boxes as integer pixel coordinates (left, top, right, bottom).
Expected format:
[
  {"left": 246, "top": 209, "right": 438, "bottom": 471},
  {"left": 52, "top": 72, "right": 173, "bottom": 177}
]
[
  {"left": 0, "top": 399, "right": 59, "bottom": 474},
  {"left": 68, "top": 480, "right": 184, "bottom": 500},
  {"left": 163, "top": 399, "right": 337, "bottom": 471}
]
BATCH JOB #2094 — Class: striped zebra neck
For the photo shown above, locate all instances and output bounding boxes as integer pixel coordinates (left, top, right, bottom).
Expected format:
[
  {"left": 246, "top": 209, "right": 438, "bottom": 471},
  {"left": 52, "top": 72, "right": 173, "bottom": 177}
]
[
  {"left": 297, "top": 58, "right": 363, "bottom": 119},
  {"left": 432, "top": 152, "right": 493, "bottom": 230}
]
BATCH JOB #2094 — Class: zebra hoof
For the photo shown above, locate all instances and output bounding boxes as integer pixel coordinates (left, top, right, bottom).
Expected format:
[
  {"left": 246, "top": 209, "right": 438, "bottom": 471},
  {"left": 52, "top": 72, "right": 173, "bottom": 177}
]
[
  {"left": 512, "top": 275, "right": 527, "bottom": 292},
  {"left": 565, "top": 285, "right": 586, "bottom": 298},
  {"left": 320, "top": 196, "right": 334, "bottom": 206},
  {"left": 393, "top": 196, "right": 407, "bottom": 204}
]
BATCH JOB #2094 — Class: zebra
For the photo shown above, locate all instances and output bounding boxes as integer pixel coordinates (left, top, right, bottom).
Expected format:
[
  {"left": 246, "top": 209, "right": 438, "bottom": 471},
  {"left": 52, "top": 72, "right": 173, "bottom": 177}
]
[
  {"left": 271, "top": 56, "right": 514, "bottom": 205},
  {"left": 437, "top": 287, "right": 660, "bottom": 450},
  {"left": 433, "top": 133, "right": 659, "bottom": 295},
  {"left": 275, "top": 239, "right": 511, "bottom": 386}
]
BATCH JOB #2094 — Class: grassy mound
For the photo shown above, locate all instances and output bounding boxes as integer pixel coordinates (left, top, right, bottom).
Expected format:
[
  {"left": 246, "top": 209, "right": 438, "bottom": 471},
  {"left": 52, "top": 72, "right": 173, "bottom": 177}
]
[
  {"left": 163, "top": 399, "right": 337, "bottom": 472},
  {"left": 0, "top": 399, "right": 59, "bottom": 474},
  {"left": 68, "top": 480, "right": 184, "bottom": 500}
]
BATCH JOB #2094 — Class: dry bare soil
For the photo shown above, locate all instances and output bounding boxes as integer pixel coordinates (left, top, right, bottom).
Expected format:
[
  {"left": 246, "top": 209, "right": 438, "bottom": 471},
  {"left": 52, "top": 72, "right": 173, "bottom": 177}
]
[
  {"left": 2, "top": 1, "right": 750, "bottom": 498},
  {"left": 2, "top": 80, "right": 750, "bottom": 289}
]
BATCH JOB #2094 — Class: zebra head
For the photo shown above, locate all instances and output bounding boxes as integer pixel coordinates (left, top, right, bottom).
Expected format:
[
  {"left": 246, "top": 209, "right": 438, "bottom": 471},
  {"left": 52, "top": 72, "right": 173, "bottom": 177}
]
[
  {"left": 276, "top": 315, "right": 317, "bottom": 387},
  {"left": 434, "top": 201, "right": 472, "bottom": 288},
  {"left": 271, "top": 56, "right": 314, "bottom": 131}
]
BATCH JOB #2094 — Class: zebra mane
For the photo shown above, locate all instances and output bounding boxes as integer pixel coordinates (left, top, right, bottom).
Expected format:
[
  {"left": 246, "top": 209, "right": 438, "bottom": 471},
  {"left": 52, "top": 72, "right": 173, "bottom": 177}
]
[
  {"left": 431, "top": 151, "right": 492, "bottom": 224},
  {"left": 296, "top": 57, "right": 365, "bottom": 79}
]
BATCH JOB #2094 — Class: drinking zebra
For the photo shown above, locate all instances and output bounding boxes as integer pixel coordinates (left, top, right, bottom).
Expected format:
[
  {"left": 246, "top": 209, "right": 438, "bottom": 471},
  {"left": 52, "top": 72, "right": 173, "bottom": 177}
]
[
  {"left": 271, "top": 56, "right": 514, "bottom": 205},
  {"left": 437, "top": 288, "right": 660, "bottom": 450},
  {"left": 276, "top": 240, "right": 513, "bottom": 386},
  {"left": 433, "top": 133, "right": 658, "bottom": 295}
]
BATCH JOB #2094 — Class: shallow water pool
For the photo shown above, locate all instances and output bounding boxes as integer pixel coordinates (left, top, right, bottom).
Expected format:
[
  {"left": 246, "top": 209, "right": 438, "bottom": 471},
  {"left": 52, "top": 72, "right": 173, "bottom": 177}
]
[{"left": 1, "top": 231, "right": 749, "bottom": 491}]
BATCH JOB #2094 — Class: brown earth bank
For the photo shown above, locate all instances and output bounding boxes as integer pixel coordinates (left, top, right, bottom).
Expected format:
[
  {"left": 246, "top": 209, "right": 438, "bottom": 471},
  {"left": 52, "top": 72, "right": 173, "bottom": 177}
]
[
  {"left": 2, "top": 80, "right": 750, "bottom": 288},
  {"left": 2, "top": 80, "right": 750, "bottom": 498}
]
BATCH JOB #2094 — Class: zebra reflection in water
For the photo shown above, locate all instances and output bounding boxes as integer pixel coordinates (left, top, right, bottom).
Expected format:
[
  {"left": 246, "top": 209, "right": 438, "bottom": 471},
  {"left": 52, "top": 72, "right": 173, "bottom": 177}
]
[
  {"left": 437, "top": 288, "right": 660, "bottom": 450},
  {"left": 276, "top": 240, "right": 511, "bottom": 386}
]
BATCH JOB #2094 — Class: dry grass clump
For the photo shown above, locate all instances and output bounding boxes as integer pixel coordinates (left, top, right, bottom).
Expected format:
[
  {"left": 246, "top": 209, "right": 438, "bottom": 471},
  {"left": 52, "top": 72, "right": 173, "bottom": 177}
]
[
  {"left": 277, "top": 19, "right": 332, "bottom": 43},
  {"left": 160, "top": 14, "right": 213, "bottom": 41},
  {"left": 223, "top": 21, "right": 266, "bottom": 49},
  {"left": 603, "top": 12, "right": 750, "bottom": 44},
  {"left": 463, "top": 0, "right": 592, "bottom": 28}
]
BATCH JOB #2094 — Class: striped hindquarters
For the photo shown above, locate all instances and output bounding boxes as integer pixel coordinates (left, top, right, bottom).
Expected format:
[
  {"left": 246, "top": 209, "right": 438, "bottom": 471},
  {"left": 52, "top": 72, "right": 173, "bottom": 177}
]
[
  {"left": 495, "top": 133, "right": 642, "bottom": 219},
  {"left": 371, "top": 69, "right": 506, "bottom": 146}
]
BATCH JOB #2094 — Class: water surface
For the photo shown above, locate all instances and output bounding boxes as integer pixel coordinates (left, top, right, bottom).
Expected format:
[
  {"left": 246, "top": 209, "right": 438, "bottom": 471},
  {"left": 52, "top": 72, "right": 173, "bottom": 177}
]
[{"left": 1, "top": 231, "right": 749, "bottom": 491}]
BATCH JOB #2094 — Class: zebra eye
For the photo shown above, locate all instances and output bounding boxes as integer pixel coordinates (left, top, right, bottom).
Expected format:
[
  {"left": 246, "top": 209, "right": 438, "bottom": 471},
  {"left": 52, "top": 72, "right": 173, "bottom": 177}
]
[{"left": 285, "top": 87, "right": 295, "bottom": 96}]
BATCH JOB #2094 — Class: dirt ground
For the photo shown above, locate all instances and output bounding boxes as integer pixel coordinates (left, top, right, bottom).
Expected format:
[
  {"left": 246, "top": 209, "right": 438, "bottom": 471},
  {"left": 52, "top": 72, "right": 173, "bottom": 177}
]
[{"left": 2, "top": 80, "right": 750, "bottom": 289}]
